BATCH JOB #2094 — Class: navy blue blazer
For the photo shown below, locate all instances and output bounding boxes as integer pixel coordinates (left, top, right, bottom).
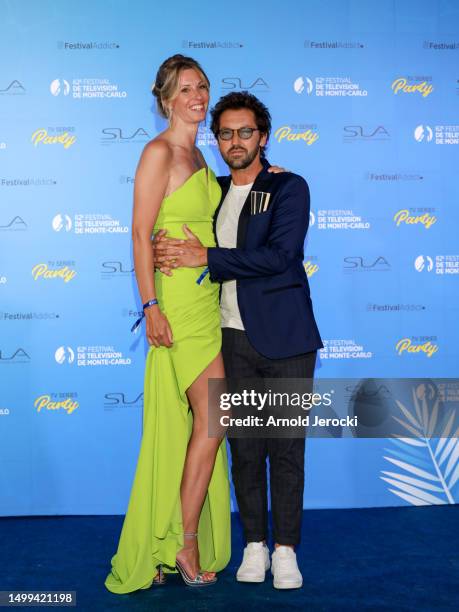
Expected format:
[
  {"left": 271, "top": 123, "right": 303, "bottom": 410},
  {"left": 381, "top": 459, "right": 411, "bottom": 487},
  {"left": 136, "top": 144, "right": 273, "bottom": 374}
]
[{"left": 207, "top": 159, "right": 323, "bottom": 359}]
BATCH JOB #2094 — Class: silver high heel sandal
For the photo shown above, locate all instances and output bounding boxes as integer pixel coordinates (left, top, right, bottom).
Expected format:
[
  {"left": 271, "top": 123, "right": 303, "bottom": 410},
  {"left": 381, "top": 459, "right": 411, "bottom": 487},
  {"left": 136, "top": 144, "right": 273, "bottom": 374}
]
[{"left": 175, "top": 532, "right": 217, "bottom": 587}]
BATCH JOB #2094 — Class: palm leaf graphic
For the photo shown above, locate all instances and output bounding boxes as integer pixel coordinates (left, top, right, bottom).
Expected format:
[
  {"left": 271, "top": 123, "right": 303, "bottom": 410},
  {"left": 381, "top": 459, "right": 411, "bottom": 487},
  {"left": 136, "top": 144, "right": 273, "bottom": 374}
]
[{"left": 380, "top": 387, "right": 459, "bottom": 505}]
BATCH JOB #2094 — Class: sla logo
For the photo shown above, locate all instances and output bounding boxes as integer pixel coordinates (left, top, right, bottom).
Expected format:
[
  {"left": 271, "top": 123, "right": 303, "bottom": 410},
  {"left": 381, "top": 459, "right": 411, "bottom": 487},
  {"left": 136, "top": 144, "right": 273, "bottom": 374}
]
[
  {"left": 55, "top": 346, "right": 75, "bottom": 364},
  {"left": 221, "top": 77, "right": 269, "bottom": 91},
  {"left": 101, "top": 261, "right": 134, "bottom": 275},
  {"left": 414, "top": 125, "right": 433, "bottom": 142},
  {"left": 104, "top": 392, "right": 144, "bottom": 407},
  {"left": 0, "top": 80, "right": 26, "bottom": 95},
  {"left": 101, "top": 127, "right": 150, "bottom": 144},
  {"left": 293, "top": 76, "right": 313, "bottom": 95},
  {"left": 414, "top": 255, "right": 434, "bottom": 272},
  {"left": 309, "top": 211, "right": 315, "bottom": 226},
  {"left": 50, "top": 79, "right": 70, "bottom": 96},
  {"left": 52, "top": 213, "right": 72, "bottom": 232},
  {"left": 344, "top": 125, "right": 390, "bottom": 141},
  {"left": 0, "top": 348, "right": 30, "bottom": 362},
  {"left": 343, "top": 256, "right": 391, "bottom": 271},
  {"left": 0, "top": 216, "right": 27, "bottom": 230}
]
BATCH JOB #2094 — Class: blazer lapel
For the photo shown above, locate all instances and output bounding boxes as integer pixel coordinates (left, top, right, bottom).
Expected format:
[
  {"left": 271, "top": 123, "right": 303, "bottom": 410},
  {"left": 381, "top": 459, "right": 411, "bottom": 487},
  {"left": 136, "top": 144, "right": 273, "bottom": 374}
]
[
  {"left": 214, "top": 175, "right": 231, "bottom": 244},
  {"left": 215, "top": 160, "right": 274, "bottom": 248}
]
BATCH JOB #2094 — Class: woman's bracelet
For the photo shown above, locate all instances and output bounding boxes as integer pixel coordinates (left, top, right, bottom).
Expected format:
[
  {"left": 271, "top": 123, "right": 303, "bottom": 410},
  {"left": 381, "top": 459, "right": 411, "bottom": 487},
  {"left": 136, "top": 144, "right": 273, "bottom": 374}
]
[
  {"left": 143, "top": 298, "right": 158, "bottom": 311},
  {"left": 131, "top": 298, "right": 159, "bottom": 333}
]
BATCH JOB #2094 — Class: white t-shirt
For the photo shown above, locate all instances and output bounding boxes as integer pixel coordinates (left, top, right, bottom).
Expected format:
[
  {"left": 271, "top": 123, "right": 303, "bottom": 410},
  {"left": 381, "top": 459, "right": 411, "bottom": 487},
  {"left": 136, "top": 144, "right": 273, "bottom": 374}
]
[{"left": 216, "top": 181, "right": 253, "bottom": 330}]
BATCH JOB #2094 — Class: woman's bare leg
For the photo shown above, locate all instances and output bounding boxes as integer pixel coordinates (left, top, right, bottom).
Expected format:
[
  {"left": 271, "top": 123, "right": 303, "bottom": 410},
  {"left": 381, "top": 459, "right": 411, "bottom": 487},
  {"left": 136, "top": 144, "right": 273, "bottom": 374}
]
[{"left": 176, "top": 352, "right": 225, "bottom": 580}]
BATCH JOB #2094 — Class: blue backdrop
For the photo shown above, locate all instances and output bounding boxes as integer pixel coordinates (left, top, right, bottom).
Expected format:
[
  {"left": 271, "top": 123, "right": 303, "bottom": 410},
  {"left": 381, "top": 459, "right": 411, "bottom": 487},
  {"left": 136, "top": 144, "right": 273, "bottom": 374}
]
[{"left": 1, "top": 0, "right": 458, "bottom": 515}]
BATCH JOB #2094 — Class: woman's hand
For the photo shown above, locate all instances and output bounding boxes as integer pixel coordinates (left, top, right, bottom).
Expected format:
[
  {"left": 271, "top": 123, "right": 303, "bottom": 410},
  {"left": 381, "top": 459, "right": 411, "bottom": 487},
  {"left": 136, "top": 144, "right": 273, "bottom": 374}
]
[
  {"left": 268, "top": 165, "right": 290, "bottom": 174},
  {"left": 145, "top": 305, "right": 173, "bottom": 348}
]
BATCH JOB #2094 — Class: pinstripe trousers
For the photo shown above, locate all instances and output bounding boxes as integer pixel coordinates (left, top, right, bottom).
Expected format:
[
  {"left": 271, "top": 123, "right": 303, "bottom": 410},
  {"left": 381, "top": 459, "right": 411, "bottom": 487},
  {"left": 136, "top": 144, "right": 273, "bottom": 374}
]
[{"left": 221, "top": 327, "right": 317, "bottom": 546}]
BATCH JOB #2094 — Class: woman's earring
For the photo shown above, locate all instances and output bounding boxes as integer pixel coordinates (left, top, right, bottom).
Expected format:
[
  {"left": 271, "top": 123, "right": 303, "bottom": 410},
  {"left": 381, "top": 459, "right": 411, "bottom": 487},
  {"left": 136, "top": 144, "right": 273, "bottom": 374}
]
[{"left": 168, "top": 108, "right": 173, "bottom": 128}]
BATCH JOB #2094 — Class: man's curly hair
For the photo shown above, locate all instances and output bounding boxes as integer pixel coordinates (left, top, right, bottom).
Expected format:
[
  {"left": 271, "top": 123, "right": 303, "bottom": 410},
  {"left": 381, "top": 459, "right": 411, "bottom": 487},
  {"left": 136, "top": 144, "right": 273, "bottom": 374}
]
[{"left": 210, "top": 91, "right": 272, "bottom": 158}]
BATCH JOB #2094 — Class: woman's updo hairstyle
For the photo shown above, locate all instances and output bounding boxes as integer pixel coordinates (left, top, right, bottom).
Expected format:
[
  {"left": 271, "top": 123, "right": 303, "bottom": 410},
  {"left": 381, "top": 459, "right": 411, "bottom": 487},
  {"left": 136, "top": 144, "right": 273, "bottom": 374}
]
[{"left": 152, "top": 54, "right": 210, "bottom": 119}]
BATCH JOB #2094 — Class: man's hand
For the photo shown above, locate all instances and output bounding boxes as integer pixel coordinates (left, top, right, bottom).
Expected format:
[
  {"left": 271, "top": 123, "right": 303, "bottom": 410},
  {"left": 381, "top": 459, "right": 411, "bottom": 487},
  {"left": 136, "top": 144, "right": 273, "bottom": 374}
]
[
  {"left": 152, "top": 229, "right": 173, "bottom": 276},
  {"left": 154, "top": 225, "right": 207, "bottom": 269}
]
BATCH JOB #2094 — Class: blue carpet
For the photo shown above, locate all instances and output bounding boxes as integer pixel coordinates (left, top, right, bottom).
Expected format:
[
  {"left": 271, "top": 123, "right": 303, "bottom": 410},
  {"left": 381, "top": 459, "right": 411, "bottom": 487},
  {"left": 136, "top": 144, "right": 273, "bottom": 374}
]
[{"left": 0, "top": 506, "right": 458, "bottom": 611}]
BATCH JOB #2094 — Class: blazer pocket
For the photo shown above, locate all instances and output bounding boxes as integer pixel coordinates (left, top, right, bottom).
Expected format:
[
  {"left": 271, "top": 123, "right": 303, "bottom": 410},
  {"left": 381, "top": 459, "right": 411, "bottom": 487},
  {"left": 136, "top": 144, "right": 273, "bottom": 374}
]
[
  {"left": 251, "top": 208, "right": 271, "bottom": 217},
  {"left": 250, "top": 191, "right": 272, "bottom": 214},
  {"left": 263, "top": 283, "right": 303, "bottom": 295}
]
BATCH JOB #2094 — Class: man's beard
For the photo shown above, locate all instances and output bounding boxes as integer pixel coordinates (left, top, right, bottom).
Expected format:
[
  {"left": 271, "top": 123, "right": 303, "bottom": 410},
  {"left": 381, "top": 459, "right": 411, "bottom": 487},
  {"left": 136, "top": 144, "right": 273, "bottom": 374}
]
[{"left": 221, "top": 143, "right": 261, "bottom": 170}]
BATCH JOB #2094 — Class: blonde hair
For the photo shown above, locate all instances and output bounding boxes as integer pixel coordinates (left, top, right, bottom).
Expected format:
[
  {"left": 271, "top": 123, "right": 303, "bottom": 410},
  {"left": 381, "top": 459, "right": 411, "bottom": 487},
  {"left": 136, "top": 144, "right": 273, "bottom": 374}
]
[{"left": 151, "top": 54, "right": 210, "bottom": 119}]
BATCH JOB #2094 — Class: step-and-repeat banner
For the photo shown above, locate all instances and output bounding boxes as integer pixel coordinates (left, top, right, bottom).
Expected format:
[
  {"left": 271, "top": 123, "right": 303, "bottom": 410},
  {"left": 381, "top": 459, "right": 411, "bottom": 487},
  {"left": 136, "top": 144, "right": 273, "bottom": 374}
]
[{"left": 1, "top": 0, "right": 458, "bottom": 515}]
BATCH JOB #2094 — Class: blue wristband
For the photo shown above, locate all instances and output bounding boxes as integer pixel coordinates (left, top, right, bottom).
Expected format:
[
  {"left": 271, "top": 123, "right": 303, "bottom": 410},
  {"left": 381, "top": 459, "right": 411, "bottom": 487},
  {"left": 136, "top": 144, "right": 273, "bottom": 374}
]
[
  {"left": 196, "top": 267, "right": 209, "bottom": 285},
  {"left": 143, "top": 298, "right": 159, "bottom": 311},
  {"left": 131, "top": 299, "right": 159, "bottom": 333}
]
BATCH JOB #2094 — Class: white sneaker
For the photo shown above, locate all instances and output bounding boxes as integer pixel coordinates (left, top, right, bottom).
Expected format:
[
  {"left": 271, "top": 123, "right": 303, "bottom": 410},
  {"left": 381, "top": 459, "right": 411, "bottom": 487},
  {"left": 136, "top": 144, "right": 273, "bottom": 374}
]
[
  {"left": 271, "top": 546, "right": 303, "bottom": 589},
  {"left": 236, "top": 542, "right": 270, "bottom": 583}
]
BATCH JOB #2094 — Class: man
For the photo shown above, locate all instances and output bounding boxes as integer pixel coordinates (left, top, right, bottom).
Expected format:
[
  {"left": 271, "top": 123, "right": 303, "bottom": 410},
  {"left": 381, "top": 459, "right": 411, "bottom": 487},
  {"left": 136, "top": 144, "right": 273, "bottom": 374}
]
[{"left": 154, "top": 92, "right": 323, "bottom": 589}]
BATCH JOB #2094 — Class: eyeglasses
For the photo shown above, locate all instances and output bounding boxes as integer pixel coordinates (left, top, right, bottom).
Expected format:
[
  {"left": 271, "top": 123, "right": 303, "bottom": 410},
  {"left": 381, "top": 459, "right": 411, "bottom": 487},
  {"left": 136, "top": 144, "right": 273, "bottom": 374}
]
[{"left": 217, "top": 127, "right": 260, "bottom": 141}]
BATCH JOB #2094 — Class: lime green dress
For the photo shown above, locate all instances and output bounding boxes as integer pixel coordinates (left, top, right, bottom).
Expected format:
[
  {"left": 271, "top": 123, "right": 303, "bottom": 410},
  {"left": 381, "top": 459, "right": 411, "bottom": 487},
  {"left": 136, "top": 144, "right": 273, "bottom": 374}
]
[{"left": 105, "top": 167, "right": 231, "bottom": 594}]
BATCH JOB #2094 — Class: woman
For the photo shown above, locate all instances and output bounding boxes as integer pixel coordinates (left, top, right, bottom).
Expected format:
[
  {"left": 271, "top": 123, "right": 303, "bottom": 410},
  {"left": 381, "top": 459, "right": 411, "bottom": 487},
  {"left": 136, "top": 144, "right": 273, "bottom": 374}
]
[{"left": 105, "top": 54, "right": 231, "bottom": 591}]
